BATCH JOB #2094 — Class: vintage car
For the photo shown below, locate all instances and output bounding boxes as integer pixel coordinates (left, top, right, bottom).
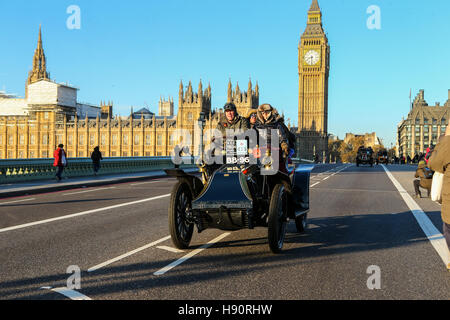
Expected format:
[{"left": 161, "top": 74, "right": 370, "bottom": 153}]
[
  {"left": 356, "top": 146, "right": 374, "bottom": 167},
  {"left": 376, "top": 150, "right": 389, "bottom": 165},
  {"left": 165, "top": 139, "right": 313, "bottom": 254}
]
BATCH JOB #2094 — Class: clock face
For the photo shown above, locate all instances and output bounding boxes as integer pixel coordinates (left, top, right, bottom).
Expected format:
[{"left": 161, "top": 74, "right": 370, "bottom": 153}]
[{"left": 304, "top": 50, "right": 320, "bottom": 65}]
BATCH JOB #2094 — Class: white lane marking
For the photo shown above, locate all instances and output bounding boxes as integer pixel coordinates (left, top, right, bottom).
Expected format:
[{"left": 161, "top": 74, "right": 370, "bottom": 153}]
[
  {"left": 88, "top": 235, "right": 171, "bottom": 272},
  {"left": 156, "top": 245, "right": 185, "bottom": 253},
  {"left": 154, "top": 233, "right": 231, "bottom": 276},
  {"left": 0, "top": 198, "right": 36, "bottom": 206},
  {"left": 130, "top": 181, "right": 161, "bottom": 186},
  {"left": 41, "top": 286, "right": 92, "bottom": 300},
  {"left": 0, "top": 194, "right": 171, "bottom": 234},
  {"left": 63, "top": 187, "right": 116, "bottom": 196},
  {"left": 382, "top": 164, "right": 450, "bottom": 267},
  {"left": 310, "top": 165, "right": 351, "bottom": 188}
]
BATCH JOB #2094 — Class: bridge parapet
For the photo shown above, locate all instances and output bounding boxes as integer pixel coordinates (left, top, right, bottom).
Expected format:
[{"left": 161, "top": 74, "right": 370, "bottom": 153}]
[{"left": 0, "top": 157, "right": 195, "bottom": 184}]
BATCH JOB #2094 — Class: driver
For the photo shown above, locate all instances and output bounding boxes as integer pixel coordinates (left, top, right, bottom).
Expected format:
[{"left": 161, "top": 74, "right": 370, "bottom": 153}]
[
  {"left": 254, "top": 103, "right": 294, "bottom": 174},
  {"left": 216, "top": 102, "right": 249, "bottom": 135}
]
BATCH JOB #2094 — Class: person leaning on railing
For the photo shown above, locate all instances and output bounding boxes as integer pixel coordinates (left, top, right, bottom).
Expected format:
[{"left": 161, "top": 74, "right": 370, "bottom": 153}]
[{"left": 428, "top": 125, "right": 450, "bottom": 271}]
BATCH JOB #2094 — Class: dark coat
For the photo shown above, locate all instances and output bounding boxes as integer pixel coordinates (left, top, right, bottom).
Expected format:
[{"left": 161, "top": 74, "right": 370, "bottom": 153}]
[{"left": 91, "top": 149, "right": 103, "bottom": 164}]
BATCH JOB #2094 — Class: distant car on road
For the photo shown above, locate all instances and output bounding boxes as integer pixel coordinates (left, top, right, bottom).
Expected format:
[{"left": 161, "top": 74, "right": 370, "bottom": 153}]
[
  {"left": 376, "top": 149, "right": 389, "bottom": 165},
  {"left": 356, "top": 146, "right": 374, "bottom": 167}
]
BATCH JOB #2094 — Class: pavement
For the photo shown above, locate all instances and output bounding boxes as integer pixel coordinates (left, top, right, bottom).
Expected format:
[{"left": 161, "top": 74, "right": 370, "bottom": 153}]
[
  {"left": 0, "top": 168, "right": 198, "bottom": 199},
  {"left": 0, "top": 163, "right": 449, "bottom": 301}
]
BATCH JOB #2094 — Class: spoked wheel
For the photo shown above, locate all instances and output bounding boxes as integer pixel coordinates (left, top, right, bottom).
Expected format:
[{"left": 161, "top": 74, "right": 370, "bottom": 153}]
[
  {"left": 168, "top": 181, "right": 194, "bottom": 249},
  {"left": 295, "top": 213, "right": 307, "bottom": 233},
  {"left": 268, "top": 184, "right": 288, "bottom": 254}
]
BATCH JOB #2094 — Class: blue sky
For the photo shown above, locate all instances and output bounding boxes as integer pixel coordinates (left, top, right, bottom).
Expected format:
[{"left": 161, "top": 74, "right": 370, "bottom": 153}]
[{"left": 1, "top": 0, "right": 449, "bottom": 147}]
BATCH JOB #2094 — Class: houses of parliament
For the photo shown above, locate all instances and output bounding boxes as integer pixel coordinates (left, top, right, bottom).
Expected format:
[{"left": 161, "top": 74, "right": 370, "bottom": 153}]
[{"left": 0, "top": 0, "right": 329, "bottom": 160}]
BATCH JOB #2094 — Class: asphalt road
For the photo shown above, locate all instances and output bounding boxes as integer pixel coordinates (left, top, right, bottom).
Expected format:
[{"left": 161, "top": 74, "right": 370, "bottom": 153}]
[{"left": 1, "top": 163, "right": 449, "bottom": 300}]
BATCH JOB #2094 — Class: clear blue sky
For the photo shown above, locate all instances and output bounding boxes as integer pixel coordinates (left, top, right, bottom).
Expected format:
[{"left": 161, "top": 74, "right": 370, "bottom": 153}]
[{"left": 1, "top": 0, "right": 449, "bottom": 147}]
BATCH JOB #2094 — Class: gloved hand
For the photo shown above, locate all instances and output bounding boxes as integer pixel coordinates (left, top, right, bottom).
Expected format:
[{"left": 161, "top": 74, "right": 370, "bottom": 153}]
[{"left": 281, "top": 142, "right": 289, "bottom": 159}]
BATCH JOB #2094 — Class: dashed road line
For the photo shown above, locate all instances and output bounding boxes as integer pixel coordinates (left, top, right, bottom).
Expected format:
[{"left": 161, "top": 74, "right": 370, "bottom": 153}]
[
  {"left": 154, "top": 233, "right": 231, "bottom": 276},
  {"left": 0, "top": 194, "right": 171, "bottom": 234},
  {"left": 41, "top": 286, "right": 92, "bottom": 300},
  {"left": 88, "top": 235, "right": 172, "bottom": 272},
  {"left": 63, "top": 187, "right": 116, "bottom": 196},
  {"left": 156, "top": 245, "right": 186, "bottom": 253},
  {"left": 0, "top": 198, "right": 36, "bottom": 206}
]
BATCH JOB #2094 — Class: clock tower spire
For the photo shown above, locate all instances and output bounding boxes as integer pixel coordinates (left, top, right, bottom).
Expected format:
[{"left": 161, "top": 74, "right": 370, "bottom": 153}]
[{"left": 297, "top": 0, "right": 330, "bottom": 161}]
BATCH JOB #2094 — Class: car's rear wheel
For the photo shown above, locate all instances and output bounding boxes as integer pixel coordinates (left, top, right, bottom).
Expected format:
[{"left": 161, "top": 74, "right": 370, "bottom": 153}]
[
  {"left": 268, "top": 184, "right": 288, "bottom": 254},
  {"left": 168, "top": 181, "right": 194, "bottom": 249}
]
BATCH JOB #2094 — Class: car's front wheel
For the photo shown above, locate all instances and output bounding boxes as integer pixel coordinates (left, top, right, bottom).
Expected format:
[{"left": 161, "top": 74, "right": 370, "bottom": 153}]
[
  {"left": 268, "top": 184, "right": 288, "bottom": 254},
  {"left": 168, "top": 181, "right": 194, "bottom": 249}
]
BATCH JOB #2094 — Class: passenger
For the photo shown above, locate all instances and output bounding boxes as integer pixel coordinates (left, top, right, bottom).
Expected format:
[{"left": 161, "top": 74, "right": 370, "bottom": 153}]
[
  {"left": 53, "top": 144, "right": 67, "bottom": 182},
  {"left": 254, "top": 104, "right": 294, "bottom": 174},
  {"left": 246, "top": 109, "right": 257, "bottom": 129},
  {"left": 413, "top": 160, "right": 433, "bottom": 198}
]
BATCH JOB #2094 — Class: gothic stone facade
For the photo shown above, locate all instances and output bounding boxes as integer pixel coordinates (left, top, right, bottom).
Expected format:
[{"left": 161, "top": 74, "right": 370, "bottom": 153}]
[
  {"left": 0, "top": 26, "right": 260, "bottom": 159},
  {"left": 397, "top": 89, "right": 450, "bottom": 158}
]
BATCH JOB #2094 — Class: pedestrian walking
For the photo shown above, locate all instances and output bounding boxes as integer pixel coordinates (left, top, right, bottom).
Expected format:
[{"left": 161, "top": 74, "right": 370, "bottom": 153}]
[
  {"left": 428, "top": 125, "right": 450, "bottom": 271},
  {"left": 53, "top": 144, "right": 67, "bottom": 181},
  {"left": 91, "top": 146, "right": 103, "bottom": 176}
]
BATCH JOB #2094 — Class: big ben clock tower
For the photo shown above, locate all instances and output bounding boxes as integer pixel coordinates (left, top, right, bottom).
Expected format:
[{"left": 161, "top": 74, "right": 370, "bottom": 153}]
[{"left": 297, "top": 0, "right": 330, "bottom": 161}]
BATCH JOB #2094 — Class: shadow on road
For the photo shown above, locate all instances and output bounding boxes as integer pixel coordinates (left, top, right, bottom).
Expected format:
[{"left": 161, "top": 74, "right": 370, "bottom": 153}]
[{"left": 1, "top": 209, "right": 444, "bottom": 300}]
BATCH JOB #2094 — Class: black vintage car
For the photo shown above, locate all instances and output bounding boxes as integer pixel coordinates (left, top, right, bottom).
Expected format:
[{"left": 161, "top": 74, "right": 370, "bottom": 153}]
[
  {"left": 165, "top": 139, "right": 312, "bottom": 253},
  {"left": 356, "top": 146, "right": 374, "bottom": 167}
]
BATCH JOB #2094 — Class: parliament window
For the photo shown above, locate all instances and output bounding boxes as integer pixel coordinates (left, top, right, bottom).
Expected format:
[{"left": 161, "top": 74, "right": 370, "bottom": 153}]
[
  {"left": 157, "top": 134, "right": 163, "bottom": 146},
  {"left": 123, "top": 134, "right": 128, "bottom": 146},
  {"left": 8, "top": 135, "right": 13, "bottom": 145},
  {"left": 146, "top": 134, "right": 151, "bottom": 145},
  {"left": 134, "top": 134, "right": 140, "bottom": 145},
  {"left": 112, "top": 135, "right": 118, "bottom": 146},
  {"left": 101, "top": 134, "right": 106, "bottom": 146},
  {"left": 19, "top": 134, "right": 24, "bottom": 145},
  {"left": 79, "top": 134, "right": 84, "bottom": 146},
  {"left": 68, "top": 135, "right": 73, "bottom": 146},
  {"left": 90, "top": 134, "right": 95, "bottom": 146},
  {"left": 42, "top": 134, "right": 48, "bottom": 145}
]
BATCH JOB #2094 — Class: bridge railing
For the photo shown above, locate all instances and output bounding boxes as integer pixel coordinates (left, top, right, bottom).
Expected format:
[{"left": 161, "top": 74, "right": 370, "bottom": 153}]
[{"left": 0, "top": 157, "right": 196, "bottom": 184}]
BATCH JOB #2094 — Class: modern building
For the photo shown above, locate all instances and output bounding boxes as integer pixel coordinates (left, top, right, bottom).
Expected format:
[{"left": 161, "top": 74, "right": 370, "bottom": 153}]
[
  {"left": 296, "top": 0, "right": 330, "bottom": 161},
  {"left": 397, "top": 89, "right": 450, "bottom": 158}
]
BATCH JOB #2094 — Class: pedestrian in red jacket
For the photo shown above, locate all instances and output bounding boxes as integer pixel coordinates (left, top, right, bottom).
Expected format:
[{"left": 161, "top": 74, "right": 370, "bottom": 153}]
[{"left": 53, "top": 144, "right": 67, "bottom": 181}]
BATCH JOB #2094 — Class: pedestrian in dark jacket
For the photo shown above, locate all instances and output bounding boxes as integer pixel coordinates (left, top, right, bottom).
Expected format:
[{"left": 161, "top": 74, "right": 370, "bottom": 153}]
[
  {"left": 91, "top": 146, "right": 103, "bottom": 176},
  {"left": 428, "top": 126, "right": 450, "bottom": 271},
  {"left": 53, "top": 144, "right": 67, "bottom": 181},
  {"left": 413, "top": 160, "right": 433, "bottom": 198}
]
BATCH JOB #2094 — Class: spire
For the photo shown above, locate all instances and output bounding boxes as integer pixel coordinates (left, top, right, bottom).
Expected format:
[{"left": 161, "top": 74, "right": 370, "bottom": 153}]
[
  {"left": 309, "top": 0, "right": 320, "bottom": 12},
  {"left": 227, "top": 78, "right": 232, "bottom": 102},
  {"left": 28, "top": 25, "right": 49, "bottom": 86},
  {"left": 248, "top": 77, "right": 253, "bottom": 95}
]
